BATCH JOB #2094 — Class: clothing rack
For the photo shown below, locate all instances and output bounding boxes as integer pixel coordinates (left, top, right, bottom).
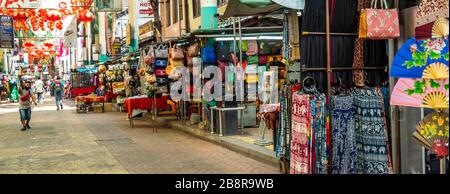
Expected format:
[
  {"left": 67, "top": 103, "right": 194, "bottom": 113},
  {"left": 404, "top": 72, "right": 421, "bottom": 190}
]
[
  {"left": 301, "top": 0, "right": 394, "bottom": 101},
  {"left": 295, "top": 0, "right": 397, "bottom": 173}
]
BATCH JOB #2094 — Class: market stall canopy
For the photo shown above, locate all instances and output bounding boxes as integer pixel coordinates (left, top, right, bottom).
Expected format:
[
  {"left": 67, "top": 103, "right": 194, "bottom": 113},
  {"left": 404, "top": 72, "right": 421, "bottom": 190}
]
[
  {"left": 222, "top": 0, "right": 283, "bottom": 18},
  {"left": 272, "top": 0, "right": 304, "bottom": 10}
]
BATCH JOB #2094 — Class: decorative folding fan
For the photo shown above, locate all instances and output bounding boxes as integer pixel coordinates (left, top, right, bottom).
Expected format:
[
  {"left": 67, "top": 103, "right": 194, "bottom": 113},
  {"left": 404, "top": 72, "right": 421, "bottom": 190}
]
[
  {"left": 391, "top": 37, "right": 449, "bottom": 79},
  {"left": 415, "top": 0, "right": 449, "bottom": 27},
  {"left": 413, "top": 111, "right": 449, "bottom": 158},
  {"left": 390, "top": 78, "right": 449, "bottom": 109},
  {"left": 415, "top": 17, "right": 449, "bottom": 40}
]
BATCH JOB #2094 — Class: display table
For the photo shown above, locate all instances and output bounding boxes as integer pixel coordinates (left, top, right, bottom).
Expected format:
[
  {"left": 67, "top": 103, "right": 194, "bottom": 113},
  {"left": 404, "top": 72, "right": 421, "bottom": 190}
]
[
  {"left": 71, "top": 87, "right": 96, "bottom": 97},
  {"left": 124, "top": 96, "right": 168, "bottom": 128},
  {"left": 75, "top": 95, "right": 105, "bottom": 113}
]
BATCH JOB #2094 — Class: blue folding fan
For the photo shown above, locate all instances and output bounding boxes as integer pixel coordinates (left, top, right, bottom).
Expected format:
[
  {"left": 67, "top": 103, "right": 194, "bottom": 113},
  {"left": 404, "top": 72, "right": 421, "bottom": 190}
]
[{"left": 391, "top": 37, "right": 449, "bottom": 79}]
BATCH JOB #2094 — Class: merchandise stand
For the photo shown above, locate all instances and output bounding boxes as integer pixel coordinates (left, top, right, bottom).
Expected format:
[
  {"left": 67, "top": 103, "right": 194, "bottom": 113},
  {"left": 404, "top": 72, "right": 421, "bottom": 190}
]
[{"left": 293, "top": 0, "right": 398, "bottom": 173}]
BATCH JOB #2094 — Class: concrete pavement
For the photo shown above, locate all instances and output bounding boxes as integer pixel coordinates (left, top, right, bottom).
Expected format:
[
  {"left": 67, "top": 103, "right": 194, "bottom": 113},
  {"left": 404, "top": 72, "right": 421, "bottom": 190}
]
[{"left": 0, "top": 96, "right": 279, "bottom": 174}]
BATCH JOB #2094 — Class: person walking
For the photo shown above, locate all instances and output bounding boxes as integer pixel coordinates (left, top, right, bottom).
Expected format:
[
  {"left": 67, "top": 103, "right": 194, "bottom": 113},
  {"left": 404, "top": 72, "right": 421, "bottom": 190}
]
[
  {"left": 52, "top": 76, "right": 65, "bottom": 111},
  {"left": 18, "top": 79, "right": 37, "bottom": 131},
  {"left": 35, "top": 78, "right": 44, "bottom": 104}
]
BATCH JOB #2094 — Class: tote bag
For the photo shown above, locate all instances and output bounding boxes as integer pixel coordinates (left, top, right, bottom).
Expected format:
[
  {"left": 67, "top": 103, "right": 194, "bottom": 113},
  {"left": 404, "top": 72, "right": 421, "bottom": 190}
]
[
  {"left": 155, "top": 44, "right": 169, "bottom": 58},
  {"left": 171, "top": 45, "right": 185, "bottom": 60},
  {"left": 188, "top": 43, "right": 200, "bottom": 57},
  {"left": 359, "top": 0, "right": 400, "bottom": 39},
  {"left": 155, "top": 59, "right": 167, "bottom": 68},
  {"left": 202, "top": 47, "right": 216, "bottom": 64},
  {"left": 246, "top": 40, "right": 259, "bottom": 56}
]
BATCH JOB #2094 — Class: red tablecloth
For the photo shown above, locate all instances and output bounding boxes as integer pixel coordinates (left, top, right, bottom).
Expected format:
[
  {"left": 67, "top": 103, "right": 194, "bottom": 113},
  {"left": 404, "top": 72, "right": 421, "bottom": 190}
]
[
  {"left": 85, "top": 96, "right": 105, "bottom": 103},
  {"left": 124, "top": 96, "right": 168, "bottom": 116},
  {"left": 71, "top": 87, "right": 96, "bottom": 97}
]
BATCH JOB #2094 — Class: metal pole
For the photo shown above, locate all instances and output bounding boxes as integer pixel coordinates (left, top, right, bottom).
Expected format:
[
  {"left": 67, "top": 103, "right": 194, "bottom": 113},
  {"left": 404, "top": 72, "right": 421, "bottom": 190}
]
[
  {"left": 325, "top": 0, "right": 331, "bottom": 101},
  {"left": 440, "top": 158, "right": 446, "bottom": 174},
  {"left": 238, "top": 16, "right": 244, "bottom": 132}
]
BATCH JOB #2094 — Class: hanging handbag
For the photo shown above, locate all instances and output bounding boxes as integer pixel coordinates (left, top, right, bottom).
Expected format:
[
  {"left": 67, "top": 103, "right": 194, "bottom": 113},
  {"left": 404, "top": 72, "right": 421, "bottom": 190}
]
[
  {"left": 188, "top": 43, "right": 200, "bottom": 57},
  {"left": 258, "top": 41, "right": 271, "bottom": 55},
  {"left": 157, "top": 85, "right": 168, "bottom": 93},
  {"left": 155, "top": 68, "right": 167, "bottom": 77},
  {"left": 241, "top": 40, "right": 248, "bottom": 52},
  {"left": 259, "top": 55, "right": 268, "bottom": 64},
  {"left": 230, "top": 53, "right": 239, "bottom": 65},
  {"left": 245, "top": 74, "right": 258, "bottom": 83},
  {"left": 359, "top": 0, "right": 400, "bottom": 39},
  {"left": 202, "top": 47, "right": 216, "bottom": 64},
  {"left": 171, "top": 45, "right": 185, "bottom": 59},
  {"left": 170, "top": 58, "right": 184, "bottom": 67},
  {"left": 156, "top": 77, "right": 168, "bottom": 85},
  {"left": 215, "top": 42, "right": 231, "bottom": 61},
  {"left": 155, "top": 44, "right": 169, "bottom": 58},
  {"left": 144, "top": 48, "right": 154, "bottom": 65},
  {"left": 358, "top": 9, "right": 368, "bottom": 39},
  {"left": 217, "top": 59, "right": 228, "bottom": 81},
  {"left": 246, "top": 64, "right": 258, "bottom": 74},
  {"left": 247, "top": 55, "right": 259, "bottom": 64},
  {"left": 246, "top": 40, "right": 258, "bottom": 56},
  {"left": 155, "top": 59, "right": 168, "bottom": 68},
  {"left": 267, "top": 55, "right": 283, "bottom": 63}
]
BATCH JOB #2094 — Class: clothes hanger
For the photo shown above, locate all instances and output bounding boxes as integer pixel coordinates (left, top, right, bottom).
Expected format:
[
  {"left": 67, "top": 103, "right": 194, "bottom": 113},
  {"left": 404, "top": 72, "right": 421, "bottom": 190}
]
[{"left": 301, "top": 76, "right": 317, "bottom": 95}]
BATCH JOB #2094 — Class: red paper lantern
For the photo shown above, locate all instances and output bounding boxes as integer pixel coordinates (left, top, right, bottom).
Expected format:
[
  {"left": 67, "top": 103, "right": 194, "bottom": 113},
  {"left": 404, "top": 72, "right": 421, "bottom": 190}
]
[
  {"left": 44, "top": 41, "right": 54, "bottom": 48},
  {"left": 59, "top": 2, "right": 68, "bottom": 9},
  {"left": 43, "top": 52, "right": 51, "bottom": 58},
  {"left": 56, "top": 21, "right": 63, "bottom": 30},
  {"left": 23, "top": 41, "right": 35, "bottom": 48}
]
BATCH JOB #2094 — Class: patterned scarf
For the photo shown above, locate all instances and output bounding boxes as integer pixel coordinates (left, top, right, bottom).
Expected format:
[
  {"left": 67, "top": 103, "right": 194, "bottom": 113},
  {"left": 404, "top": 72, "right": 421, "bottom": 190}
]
[
  {"left": 290, "top": 93, "right": 311, "bottom": 174},
  {"left": 353, "top": 87, "right": 392, "bottom": 174},
  {"left": 331, "top": 95, "right": 357, "bottom": 174}
]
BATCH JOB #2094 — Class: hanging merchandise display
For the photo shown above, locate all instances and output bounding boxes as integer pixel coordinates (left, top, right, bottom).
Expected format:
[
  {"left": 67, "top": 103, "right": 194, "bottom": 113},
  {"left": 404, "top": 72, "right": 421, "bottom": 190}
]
[
  {"left": 290, "top": 78, "right": 328, "bottom": 174},
  {"left": 331, "top": 95, "right": 356, "bottom": 174},
  {"left": 415, "top": 17, "right": 449, "bottom": 40},
  {"left": 353, "top": 87, "right": 392, "bottom": 174},
  {"left": 415, "top": 0, "right": 449, "bottom": 27},
  {"left": 358, "top": 0, "right": 400, "bottom": 39},
  {"left": 413, "top": 111, "right": 449, "bottom": 159},
  {"left": 391, "top": 37, "right": 449, "bottom": 80},
  {"left": 390, "top": 78, "right": 449, "bottom": 109}
]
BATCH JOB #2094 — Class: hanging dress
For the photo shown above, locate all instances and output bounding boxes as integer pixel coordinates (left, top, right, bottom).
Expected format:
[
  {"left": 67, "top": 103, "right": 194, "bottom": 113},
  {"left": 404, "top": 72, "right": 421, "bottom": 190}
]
[
  {"left": 331, "top": 95, "right": 357, "bottom": 174},
  {"left": 353, "top": 88, "right": 392, "bottom": 174},
  {"left": 290, "top": 93, "right": 311, "bottom": 174}
]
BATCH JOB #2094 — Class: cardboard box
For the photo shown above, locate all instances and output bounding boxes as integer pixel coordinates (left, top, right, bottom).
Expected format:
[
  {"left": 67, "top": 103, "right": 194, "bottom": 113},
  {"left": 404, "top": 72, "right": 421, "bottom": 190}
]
[
  {"left": 104, "top": 103, "right": 113, "bottom": 112},
  {"left": 93, "top": 106, "right": 103, "bottom": 113}
]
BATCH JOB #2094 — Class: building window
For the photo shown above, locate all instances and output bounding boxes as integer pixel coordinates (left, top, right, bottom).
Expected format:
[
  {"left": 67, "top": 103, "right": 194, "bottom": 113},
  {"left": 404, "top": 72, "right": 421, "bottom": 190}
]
[
  {"left": 173, "top": 0, "right": 178, "bottom": 24},
  {"left": 193, "top": 0, "right": 201, "bottom": 18},
  {"left": 218, "top": 0, "right": 227, "bottom": 7},
  {"left": 166, "top": 0, "right": 171, "bottom": 27}
]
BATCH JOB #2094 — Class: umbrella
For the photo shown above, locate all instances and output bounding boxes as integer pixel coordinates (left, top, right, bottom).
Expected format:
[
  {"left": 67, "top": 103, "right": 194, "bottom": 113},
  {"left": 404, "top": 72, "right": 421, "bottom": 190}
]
[
  {"left": 413, "top": 111, "right": 449, "bottom": 159},
  {"left": 415, "top": 0, "right": 449, "bottom": 27},
  {"left": 390, "top": 78, "right": 449, "bottom": 109},
  {"left": 391, "top": 37, "right": 449, "bottom": 79},
  {"left": 415, "top": 17, "right": 449, "bottom": 40}
]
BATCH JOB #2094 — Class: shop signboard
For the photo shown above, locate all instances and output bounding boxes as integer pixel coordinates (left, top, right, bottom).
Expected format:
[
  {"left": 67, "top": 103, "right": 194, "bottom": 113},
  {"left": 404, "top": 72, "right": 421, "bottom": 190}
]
[
  {"left": 64, "top": 17, "right": 78, "bottom": 48},
  {"left": 0, "top": 15, "right": 14, "bottom": 49},
  {"left": 126, "top": 23, "right": 131, "bottom": 45},
  {"left": 112, "top": 37, "right": 122, "bottom": 56},
  {"left": 138, "top": 0, "right": 154, "bottom": 18},
  {"left": 96, "top": 0, "right": 123, "bottom": 12},
  {"left": 138, "top": 21, "right": 154, "bottom": 40}
]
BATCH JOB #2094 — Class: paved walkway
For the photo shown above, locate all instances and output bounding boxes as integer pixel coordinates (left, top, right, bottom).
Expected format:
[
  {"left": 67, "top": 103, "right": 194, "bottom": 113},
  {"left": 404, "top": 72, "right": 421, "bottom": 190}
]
[{"left": 0, "top": 95, "right": 279, "bottom": 174}]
